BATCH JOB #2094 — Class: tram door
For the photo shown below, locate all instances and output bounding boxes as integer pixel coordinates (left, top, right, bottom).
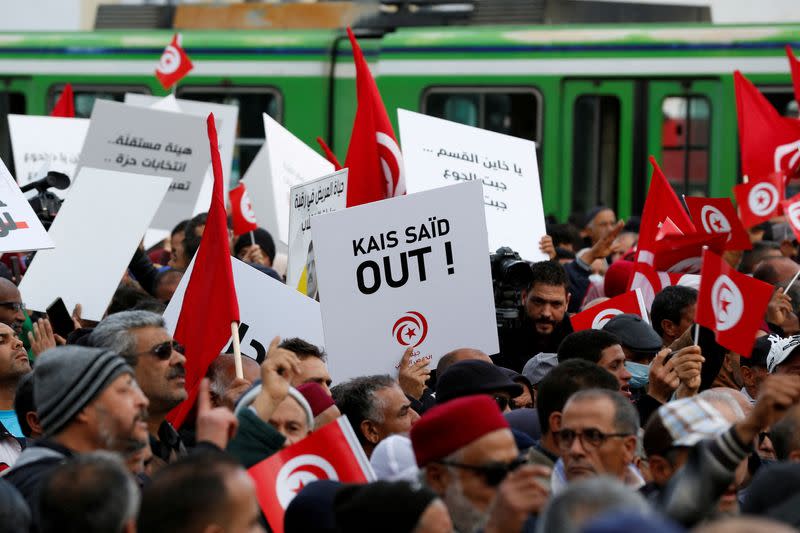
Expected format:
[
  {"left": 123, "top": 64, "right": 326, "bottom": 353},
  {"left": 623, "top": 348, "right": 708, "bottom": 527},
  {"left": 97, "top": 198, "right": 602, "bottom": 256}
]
[
  {"left": 0, "top": 80, "right": 30, "bottom": 175},
  {"left": 560, "top": 80, "right": 635, "bottom": 222}
]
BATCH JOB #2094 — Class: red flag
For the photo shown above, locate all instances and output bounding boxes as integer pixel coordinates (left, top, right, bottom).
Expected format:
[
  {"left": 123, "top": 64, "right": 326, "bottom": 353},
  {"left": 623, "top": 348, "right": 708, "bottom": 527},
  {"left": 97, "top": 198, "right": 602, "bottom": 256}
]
[
  {"left": 630, "top": 261, "right": 700, "bottom": 311},
  {"left": 781, "top": 192, "right": 800, "bottom": 243},
  {"left": 229, "top": 183, "right": 258, "bottom": 237},
  {"left": 316, "top": 137, "right": 343, "bottom": 170},
  {"left": 735, "top": 70, "right": 800, "bottom": 181},
  {"left": 652, "top": 232, "right": 727, "bottom": 274},
  {"left": 733, "top": 172, "right": 785, "bottom": 229},
  {"left": 696, "top": 249, "right": 773, "bottom": 357},
  {"left": 249, "top": 417, "right": 374, "bottom": 533},
  {"left": 636, "top": 156, "right": 696, "bottom": 264},
  {"left": 167, "top": 114, "right": 240, "bottom": 428},
  {"left": 343, "top": 28, "right": 405, "bottom": 207},
  {"left": 155, "top": 33, "right": 193, "bottom": 91},
  {"left": 684, "top": 196, "right": 752, "bottom": 251},
  {"left": 787, "top": 45, "right": 800, "bottom": 106},
  {"left": 571, "top": 289, "right": 649, "bottom": 331},
  {"left": 50, "top": 83, "right": 75, "bottom": 118}
]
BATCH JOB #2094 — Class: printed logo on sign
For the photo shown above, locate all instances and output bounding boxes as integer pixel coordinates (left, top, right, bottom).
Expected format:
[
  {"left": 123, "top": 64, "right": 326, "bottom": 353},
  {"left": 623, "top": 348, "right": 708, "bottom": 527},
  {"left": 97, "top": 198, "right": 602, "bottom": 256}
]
[
  {"left": 787, "top": 202, "right": 800, "bottom": 231},
  {"left": 591, "top": 308, "right": 623, "bottom": 330},
  {"left": 0, "top": 208, "right": 29, "bottom": 238},
  {"left": 275, "top": 455, "right": 338, "bottom": 509},
  {"left": 240, "top": 190, "right": 257, "bottom": 224},
  {"left": 377, "top": 132, "right": 405, "bottom": 197},
  {"left": 748, "top": 183, "right": 779, "bottom": 217},
  {"left": 157, "top": 46, "right": 181, "bottom": 75},
  {"left": 700, "top": 205, "right": 731, "bottom": 238},
  {"left": 711, "top": 275, "right": 744, "bottom": 332},
  {"left": 774, "top": 140, "right": 800, "bottom": 174},
  {"left": 392, "top": 311, "right": 428, "bottom": 348}
]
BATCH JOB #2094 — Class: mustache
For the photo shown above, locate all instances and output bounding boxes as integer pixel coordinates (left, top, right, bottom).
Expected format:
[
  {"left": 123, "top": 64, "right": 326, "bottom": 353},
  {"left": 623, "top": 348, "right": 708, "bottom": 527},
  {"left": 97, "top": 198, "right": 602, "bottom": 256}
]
[
  {"left": 167, "top": 365, "right": 185, "bottom": 380},
  {"left": 136, "top": 408, "right": 149, "bottom": 423},
  {"left": 534, "top": 317, "right": 557, "bottom": 326}
]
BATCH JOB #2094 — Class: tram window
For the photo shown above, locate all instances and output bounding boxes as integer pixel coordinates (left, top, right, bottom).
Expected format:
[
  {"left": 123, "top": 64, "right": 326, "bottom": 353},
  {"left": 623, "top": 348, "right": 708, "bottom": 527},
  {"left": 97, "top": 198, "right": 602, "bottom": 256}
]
[
  {"left": 0, "top": 92, "right": 26, "bottom": 177},
  {"left": 761, "top": 90, "right": 799, "bottom": 118},
  {"left": 176, "top": 87, "right": 281, "bottom": 181},
  {"left": 48, "top": 85, "right": 151, "bottom": 119},
  {"left": 571, "top": 95, "right": 620, "bottom": 215},
  {"left": 423, "top": 88, "right": 541, "bottom": 143},
  {"left": 661, "top": 96, "right": 710, "bottom": 197}
]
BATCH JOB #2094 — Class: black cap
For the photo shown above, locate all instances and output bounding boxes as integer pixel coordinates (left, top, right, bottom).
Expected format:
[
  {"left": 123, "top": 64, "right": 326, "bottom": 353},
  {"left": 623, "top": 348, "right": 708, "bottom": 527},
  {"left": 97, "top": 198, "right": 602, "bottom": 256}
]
[
  {"left": 602, "top": 314, "right": 662, "bottom": 357},
  {"left": 436, "top": 360, "right": 523, "bottom": 404}
]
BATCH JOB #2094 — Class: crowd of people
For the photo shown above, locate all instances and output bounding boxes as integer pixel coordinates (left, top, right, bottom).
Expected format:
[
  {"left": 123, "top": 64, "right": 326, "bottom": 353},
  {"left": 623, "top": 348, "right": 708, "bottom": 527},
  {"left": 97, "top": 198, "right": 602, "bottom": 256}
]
[{"left": 1, "top": 203, "right": 800, "bottom": 533}]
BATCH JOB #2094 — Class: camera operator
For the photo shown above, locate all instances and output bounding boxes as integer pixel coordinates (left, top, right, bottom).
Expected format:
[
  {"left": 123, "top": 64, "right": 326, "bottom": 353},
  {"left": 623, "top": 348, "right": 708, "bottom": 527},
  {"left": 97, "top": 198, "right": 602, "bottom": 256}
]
[{"left": 493, "top": 260, "right": 574, "bottom": 373}]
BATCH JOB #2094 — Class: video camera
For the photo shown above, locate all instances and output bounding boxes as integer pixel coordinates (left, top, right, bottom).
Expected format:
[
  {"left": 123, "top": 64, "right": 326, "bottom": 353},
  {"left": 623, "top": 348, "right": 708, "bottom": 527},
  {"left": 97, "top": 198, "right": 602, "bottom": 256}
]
[
  {"left": 490, "top": 247, "right": 532, "bottom": 331},
  {"left": 21, "top": 171, "right": 70, "bottom": 229}
]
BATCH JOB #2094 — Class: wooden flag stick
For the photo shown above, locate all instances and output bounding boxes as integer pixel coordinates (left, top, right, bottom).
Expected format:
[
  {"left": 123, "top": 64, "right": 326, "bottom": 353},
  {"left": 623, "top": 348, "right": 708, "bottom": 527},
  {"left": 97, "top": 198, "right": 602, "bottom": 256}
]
[
  {"left": 250, "top": 230, "right": 256, "bottom": 247},
  {"left": 693, "top": 322, "right": 700, "bottom": 347},
  {"left": 787, "top": 269, "right": 800, "bottom": 293},
  {"left": 230, "top": 322, "right": 244, "bottom": 379}
]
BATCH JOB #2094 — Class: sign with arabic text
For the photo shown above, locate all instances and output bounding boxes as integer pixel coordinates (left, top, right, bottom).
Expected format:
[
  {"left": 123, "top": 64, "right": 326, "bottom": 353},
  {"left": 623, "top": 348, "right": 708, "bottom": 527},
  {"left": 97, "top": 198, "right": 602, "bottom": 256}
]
[
  {"left": 0, "top": 158, "right": 53, "bottom": 253},
  {"left": 286, "top": 169, "right": 348, "bottom": 294},
  {"left": 311, "top": 180, "right": 498, "bottom": 382},
  {"left": 398, "top": 109, "right": 547, "bottom": 262},
  {"left": 77, "top": 99, "right": 210, "bottom": 231}
]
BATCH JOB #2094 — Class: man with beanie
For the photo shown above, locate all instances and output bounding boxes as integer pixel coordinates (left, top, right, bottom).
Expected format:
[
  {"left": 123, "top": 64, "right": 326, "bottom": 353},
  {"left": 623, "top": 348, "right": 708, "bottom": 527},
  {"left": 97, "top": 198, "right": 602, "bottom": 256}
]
[
  {"left": 411, "top": 395, "right": 550, "bottom": 532},
  {"left": 4, "top": 345, "right": 148, "bottom": 526}
]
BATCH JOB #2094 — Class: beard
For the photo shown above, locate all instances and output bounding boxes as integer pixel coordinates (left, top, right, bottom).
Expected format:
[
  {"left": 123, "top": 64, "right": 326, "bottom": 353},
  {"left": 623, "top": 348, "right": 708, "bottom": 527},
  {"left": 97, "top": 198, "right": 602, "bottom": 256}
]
[
  {"left": 96, "top": 404, "right": 149, "bottom": 454},
  {"left": 443, "top": 474, "right": 489, "bottom": 533}
]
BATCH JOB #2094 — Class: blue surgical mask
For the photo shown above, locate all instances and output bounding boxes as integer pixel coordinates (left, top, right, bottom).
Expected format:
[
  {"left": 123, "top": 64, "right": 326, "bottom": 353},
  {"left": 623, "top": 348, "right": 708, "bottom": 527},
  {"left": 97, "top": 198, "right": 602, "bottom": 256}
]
[{"left": 625, "top": 361, "right": 650, "bottom": 390}]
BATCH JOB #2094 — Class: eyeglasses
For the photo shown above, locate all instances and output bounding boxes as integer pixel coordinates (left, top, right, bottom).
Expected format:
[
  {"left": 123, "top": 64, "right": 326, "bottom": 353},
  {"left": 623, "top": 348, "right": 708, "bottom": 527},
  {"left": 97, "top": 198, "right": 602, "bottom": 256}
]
[
  {"left": 0, "top": 301, "right": 25, "bottom": 312},
  {"left": 493, "top": 395, "right": 510, "bottom": 412},
  {"left": 556, "top": 428, "right": 633, "bottom": 450},
  {"left": 136, "top": 340, "right": 184, "bottom": 360},
  {"left": 437, "top": 456, "right": 527, "bottom": 487}
]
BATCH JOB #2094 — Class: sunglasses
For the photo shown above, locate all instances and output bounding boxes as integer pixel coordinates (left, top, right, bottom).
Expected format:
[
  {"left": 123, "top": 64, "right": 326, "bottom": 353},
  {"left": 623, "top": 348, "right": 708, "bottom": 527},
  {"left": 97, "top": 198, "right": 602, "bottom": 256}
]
[
  {"left": 136, "top": 340, "right": 184, "bottom": 360},
  {"left": 438, "top": 456, "right": 527, "bottom": 487}
]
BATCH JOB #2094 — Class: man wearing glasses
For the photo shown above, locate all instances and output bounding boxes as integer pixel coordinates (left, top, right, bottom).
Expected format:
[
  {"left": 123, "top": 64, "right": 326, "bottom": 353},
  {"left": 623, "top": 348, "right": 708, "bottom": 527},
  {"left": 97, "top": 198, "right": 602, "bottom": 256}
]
[
  {"left": 90, "top": 310, "right": 188, "bottom": 471},
  {"left": 411, "top": 395, "right": 550, "bottom": 533}
]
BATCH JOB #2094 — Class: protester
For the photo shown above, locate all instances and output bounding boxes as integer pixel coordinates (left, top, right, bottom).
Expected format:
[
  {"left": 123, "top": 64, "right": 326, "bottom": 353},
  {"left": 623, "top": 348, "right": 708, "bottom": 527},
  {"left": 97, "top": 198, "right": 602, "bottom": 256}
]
[
  {"left": 769, "top": 404, "right": 800, "bottom": 461},
  {"left": 13, "top": 371, "right": 41, "bottom": 441},
  {"left": 234, "top": 227, "right": 276, "bottom": 268},
  {"left": 435, "top": 360, "right": 522, "bottom": 411},
  {"left": 4, "top": 346, "right": 148, "bottom": 525},
  {"left": 38, "top": 451, "right": 139, "bottom": 533},
  {"left": 279, "top": 337, "right": 332, "bottom": 394},
  {"left": 602, "top": 313, "right": 664, "bottom": 364},
  {"left": 370, "top": 434, "right": 418, "bottom": 482},
  {"left": 137, "top": 451, "right": 264, "bottom": 533},
  {"left": 206, "top": 353, "right": 260, "bottom": 410},
  {"left": 650, "top": 286, "right": 698, "bottom": 347},
  {"left": 284, "top": 480, "right": 340, "bottom": 533},
  {"left": 556, "top": 330, "right": 633, "bottom": 398},
  {"left": 0, "top": 322, "right": 30, "bottom": 470},
  {"left": 297, "top": 382, "right": 340, "bottom": 429},
  {"left": 0, "top": 478, "right": 30, "bottom": 533}
]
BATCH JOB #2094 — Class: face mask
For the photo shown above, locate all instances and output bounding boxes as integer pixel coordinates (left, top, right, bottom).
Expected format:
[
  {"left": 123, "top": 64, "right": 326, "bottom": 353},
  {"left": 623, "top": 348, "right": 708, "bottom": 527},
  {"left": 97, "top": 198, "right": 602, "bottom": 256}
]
[
  {"left": 625, "top": 361, "right": 650, "bottom": 390},
  {"left": 588, "top": 274, "right": 604, "bottom": 285}
]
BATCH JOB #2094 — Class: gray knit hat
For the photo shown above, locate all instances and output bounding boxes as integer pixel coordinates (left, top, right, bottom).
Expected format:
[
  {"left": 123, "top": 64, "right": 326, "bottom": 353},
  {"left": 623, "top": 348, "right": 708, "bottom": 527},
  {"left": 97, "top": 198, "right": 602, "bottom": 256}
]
[{"left": 34, "top": 346, "right": 133, "bottom": 437}]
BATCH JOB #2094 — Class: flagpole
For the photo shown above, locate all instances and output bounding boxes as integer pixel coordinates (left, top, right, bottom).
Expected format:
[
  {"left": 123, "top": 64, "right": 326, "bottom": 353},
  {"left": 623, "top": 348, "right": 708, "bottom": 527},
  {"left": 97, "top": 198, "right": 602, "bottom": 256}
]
[
  {"left": 230, "top": 322, "right": 244, "bottom": 379},
  {"left": 693, "top": 323, "right": 700, "bottom": 347},
  {"left": 787, "top": 269, "right": 800, "bottom": 292},
  {"left": 250, "top": 230, "right": 255, "bottom": 247}
]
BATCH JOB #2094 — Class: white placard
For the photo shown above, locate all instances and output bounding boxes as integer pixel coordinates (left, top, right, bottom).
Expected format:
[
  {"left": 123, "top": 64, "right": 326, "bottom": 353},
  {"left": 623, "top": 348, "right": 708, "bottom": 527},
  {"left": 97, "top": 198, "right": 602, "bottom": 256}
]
[
  {"left": 19, "top": 168, "right": 170, "bottom": 320},
  {"left": 78, "top": 99, "right": 210, "bottom": 231},
  {"left": 398, "top": 109, "right": 547, "bottom": 262},
  {"left": 8, "top": 115, "right": 89, "bottom": 196},
  {"left": 311, "top": 180, "right": 498, "bottom": 382},
  {"left": 163, "top": 257, "right": 325, "bottom": 362},
  {"left": 286, "top": 169, "right": 348, "bottom": 293},
  {"left": 243, "top": 113, "right": 334, "bottom": 247},
  {"left": 0, "top": 158, "right": 54, "bottom": 253}
]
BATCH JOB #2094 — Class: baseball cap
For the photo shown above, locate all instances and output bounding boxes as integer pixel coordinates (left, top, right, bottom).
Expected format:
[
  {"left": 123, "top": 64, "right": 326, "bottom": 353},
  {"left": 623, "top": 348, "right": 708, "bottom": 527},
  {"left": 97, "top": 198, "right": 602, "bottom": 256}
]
[
  {"left": 765, "top": 334, "right": 800, "bottom": 373},
  {"left": 435, "top": 360, "right": 523, "bottom": 404},
  {"left": 602, "top": 314, "right": 662, "bottom": 357}
]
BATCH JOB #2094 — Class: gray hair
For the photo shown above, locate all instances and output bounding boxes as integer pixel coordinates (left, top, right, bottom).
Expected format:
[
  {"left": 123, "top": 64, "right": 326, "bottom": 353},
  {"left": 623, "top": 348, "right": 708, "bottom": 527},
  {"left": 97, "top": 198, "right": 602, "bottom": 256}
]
[
  {"left": 38, "top": 451, "right": 140, "bottom": 533},
  {"left": 537, "top": 476, "right": 652, "bottom": 533},
  {"left": 699, "top": 390, "right": 745, "bottom": 422},
  {"left": 89, "top": 310, "right": 165, "bottom": 366},
  {"left": 566, "top": 389, "right": 640, "bottom": 435},
  {"left": 331, "top": 375, "right": 396, "bottom": 446}
]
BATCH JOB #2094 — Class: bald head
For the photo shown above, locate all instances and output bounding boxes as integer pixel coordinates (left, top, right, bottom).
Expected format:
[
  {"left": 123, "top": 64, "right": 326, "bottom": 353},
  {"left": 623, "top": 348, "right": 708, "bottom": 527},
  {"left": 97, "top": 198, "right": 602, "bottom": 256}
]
[
  {"left": 694, "top": 517, "right": 797, "bottom": 533},
  {"left": 436, "top": 348, "right": 492, "bottom": 377},
  {"left": 206, "top": 354, "right": 260, "bottom": 408},
  {"left": 753, "top": 256, "right": 800, "bottom": 285}
]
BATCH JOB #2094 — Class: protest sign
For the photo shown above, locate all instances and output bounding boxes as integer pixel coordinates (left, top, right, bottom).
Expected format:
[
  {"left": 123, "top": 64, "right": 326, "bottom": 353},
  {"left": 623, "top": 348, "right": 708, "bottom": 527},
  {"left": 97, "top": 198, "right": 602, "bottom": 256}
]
[
  {"left": 311, "top": 180, "right": 498, "bottom": 382},
  {"left": 0, "top": 158, "right": 54, "bottom": 253},
  {"left": 78, "top": 99, "right": 210, "bottom": 231},
  {"left": 8, "top": 115, "right": 89, "bottom": 196},
  {"left": 243, "top": 113, "right": 334, "bottom": 246},
  {"left": 19, "top": 168, "right": 170, "bottom": 320},
  {"left": 286, "top": 169, "right": 348, "bottom": 293},
  {"left": 163, "top": 257, "right": 325, "bottom": 363},
  {"left": 398, "top": 109, "right": 547, "bottom": 262}
]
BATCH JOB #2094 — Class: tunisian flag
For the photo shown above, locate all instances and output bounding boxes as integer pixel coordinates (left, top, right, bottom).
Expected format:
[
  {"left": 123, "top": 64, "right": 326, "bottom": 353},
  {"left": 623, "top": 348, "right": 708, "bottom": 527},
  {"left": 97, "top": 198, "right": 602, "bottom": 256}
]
[
  {"left": 696, "top": 248, "right": 773, "bottom": 358},
  {"left": 630, "top": 261, "right": 700, "bottom": 311},
  {"left": 167, "top": 114, "right": 240, "bottom": 428},
  {"left": 249, "top": 416, "right": 375, "bottom": 533},
  {"left": 782, "top": 192, "right": 800, "bottom": 243},
  {"left": 735, "top": 70, "right": 800, "bottom": 181},
  {"left": 732, "top": 172, "right": 785, "bottom": 229},
  {"left": 787, "top": 45, "right": 800, "bottom": 106},
  {"left": 229, "top": 183, "right": 258, "bottom": 237},
  {"left": 50, "top": 83, "right": 75, "bottom": 118},
  {"left": 684, "top": 196, "right": 752, "bottom": 251},
  {"left": 155, "top": 33, "right": 194, "bottom": 91},
  {"left": 571, "top": 289, "right": 649, "bottom": 331},
  {"left": 343, "top": 28, "right": 405, "bottom": 207}
]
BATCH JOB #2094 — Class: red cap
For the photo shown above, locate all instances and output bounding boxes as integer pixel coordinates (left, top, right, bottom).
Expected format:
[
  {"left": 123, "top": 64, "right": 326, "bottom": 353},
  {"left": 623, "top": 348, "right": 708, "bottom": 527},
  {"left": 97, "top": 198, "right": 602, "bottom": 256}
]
[
  {"left": 410, "top": 395, "right": 509, "bottom": 466},
  {"left": 296, "top": 382, "right": 335, "bottom": 417},
  {"left": 604, "top": 259, "right": 634, "bottom": 298}
]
